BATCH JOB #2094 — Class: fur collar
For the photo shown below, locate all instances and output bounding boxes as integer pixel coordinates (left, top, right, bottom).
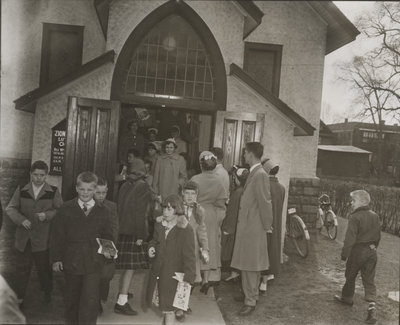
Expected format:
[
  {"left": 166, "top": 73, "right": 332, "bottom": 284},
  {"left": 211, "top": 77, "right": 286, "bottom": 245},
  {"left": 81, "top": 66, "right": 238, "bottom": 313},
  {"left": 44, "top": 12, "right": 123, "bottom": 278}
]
[{"left": 156, "top": 215, "right": 189, "bottom": 228}]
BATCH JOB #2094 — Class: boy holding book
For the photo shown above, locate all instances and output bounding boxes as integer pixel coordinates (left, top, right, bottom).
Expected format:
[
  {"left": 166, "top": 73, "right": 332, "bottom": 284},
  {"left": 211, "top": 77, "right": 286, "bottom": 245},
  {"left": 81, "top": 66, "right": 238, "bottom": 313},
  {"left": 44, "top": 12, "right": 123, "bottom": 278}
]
[{"left": 50, "top": 172, "right": 114, "bottom": 325}]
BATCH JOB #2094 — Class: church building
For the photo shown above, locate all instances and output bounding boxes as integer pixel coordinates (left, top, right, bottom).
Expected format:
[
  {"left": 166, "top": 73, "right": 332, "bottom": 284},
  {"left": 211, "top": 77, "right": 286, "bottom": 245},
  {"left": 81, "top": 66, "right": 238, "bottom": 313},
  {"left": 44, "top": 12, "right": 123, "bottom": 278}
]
[{"left": 0, "top": 0, "right": 359, "bottom": 227}]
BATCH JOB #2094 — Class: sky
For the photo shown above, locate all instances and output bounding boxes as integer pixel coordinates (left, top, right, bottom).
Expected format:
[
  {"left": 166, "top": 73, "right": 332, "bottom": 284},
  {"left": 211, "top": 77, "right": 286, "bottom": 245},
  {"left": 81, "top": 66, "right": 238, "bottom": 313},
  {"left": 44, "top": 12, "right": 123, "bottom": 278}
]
[{"left": 321, "top": 1, "right": 384, "bottom": 125}]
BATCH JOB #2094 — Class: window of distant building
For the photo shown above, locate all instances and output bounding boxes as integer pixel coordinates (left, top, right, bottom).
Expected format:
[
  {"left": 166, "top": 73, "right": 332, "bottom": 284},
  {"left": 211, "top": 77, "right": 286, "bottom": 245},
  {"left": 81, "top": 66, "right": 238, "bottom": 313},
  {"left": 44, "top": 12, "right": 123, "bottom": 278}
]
[
  {"left": 243, "top": 42, "right": 283, "bottom": 96},
  {"left": 40, "top": 23, "right": 84, "bottom": 86}
]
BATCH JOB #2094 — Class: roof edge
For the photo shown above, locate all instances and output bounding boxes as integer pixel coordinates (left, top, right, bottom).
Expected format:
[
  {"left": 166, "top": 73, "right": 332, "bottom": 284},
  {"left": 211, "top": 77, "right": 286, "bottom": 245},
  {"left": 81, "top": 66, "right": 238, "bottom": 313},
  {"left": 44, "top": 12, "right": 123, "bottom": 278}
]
[
  {"left": 229, "top": 63, "right": 315, "bottom": 136},
  {"left": 14, "top": 50, "right": 116, "bottom": 113}
]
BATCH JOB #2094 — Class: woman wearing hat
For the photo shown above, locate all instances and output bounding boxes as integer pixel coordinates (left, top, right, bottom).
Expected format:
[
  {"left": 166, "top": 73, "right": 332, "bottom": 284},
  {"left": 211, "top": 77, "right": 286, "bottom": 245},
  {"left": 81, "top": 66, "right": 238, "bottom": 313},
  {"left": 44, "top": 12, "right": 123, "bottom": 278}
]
[
  {"left": 153, "top": 138, "right": 187, "bottom": 200},
  {"left": 191, "top": 151, "right": 228, "bottom": 293}
]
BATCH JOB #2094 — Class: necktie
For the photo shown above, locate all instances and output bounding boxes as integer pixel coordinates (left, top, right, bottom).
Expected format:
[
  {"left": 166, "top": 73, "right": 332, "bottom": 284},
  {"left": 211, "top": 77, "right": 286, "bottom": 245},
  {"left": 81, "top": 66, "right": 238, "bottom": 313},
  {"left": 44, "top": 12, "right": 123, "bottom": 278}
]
[{"left": 83, "top": 203, "right": 89, "bottom": 215}]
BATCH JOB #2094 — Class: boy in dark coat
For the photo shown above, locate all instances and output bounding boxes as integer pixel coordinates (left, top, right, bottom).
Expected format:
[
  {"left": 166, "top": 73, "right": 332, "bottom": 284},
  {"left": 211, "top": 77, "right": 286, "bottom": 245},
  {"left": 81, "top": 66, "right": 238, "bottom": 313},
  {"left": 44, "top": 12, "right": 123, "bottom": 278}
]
[
  {"left": 50, "top": 172, "right": 113, "bottom": 325},
  {"left": 147, "top": 194, "right": 196, "bottom": 325},
  {"left": 334, "top": 190, "right": 381, "bottom": 325},
  {"left": 93, "top": 178, "right": 119, "bottom": 313},
  {"left": 6, "top": 160, "right": 63, "bottom": 305}
]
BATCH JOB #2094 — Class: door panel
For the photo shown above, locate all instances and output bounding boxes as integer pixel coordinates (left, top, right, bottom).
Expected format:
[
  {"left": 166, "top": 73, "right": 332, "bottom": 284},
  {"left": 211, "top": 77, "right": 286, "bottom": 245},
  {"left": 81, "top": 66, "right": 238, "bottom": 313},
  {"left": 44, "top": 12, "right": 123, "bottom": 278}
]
[
  {"left": 214, "top": 111, "right": 264, "bottom": 168},
  {"left": 63, "top": 97, "right": 120, "bottom": 200}
]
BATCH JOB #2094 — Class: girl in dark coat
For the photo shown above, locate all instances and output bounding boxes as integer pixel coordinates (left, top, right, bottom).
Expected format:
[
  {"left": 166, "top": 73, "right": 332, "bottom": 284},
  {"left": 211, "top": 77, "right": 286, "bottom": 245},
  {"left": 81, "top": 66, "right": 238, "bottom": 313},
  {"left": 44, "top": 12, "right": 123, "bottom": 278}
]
[
  {"left": 221, "top": 167, "right": 249, "bottom": 282},
  {"left": 147, "top": 195, "right": 196, "bottom": 325},
  {"left": 114, "top": 171, "right": 153, "bottom": 315}
]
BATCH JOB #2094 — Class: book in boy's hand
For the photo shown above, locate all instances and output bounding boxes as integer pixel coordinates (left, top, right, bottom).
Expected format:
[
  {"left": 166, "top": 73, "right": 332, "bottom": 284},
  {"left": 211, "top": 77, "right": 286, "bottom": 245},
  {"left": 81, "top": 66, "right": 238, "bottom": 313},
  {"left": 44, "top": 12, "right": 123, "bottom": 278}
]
[{"left": 96, "top": 238, "right": 118, "bottom": 259}]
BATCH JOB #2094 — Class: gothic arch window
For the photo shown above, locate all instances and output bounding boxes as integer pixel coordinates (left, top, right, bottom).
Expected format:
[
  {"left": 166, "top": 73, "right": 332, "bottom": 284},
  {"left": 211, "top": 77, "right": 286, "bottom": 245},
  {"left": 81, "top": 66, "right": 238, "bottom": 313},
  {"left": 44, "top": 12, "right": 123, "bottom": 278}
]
[
  {"left": 111, "top": 1, "right": 227, "bottom": 111},
  {"left": 125, "top": 15, "right": 215, "bottom": 102}
]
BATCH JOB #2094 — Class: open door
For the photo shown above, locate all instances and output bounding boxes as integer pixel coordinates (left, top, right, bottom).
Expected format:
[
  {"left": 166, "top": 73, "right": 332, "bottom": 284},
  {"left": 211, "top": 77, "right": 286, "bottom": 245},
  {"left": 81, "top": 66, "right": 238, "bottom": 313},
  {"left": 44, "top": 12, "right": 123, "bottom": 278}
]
[
  {"left": 213, "top": 111, "right": 264, "bottom": 168},
  {"left": 62, "top": 96, "right": 120, "bottom": 200}
]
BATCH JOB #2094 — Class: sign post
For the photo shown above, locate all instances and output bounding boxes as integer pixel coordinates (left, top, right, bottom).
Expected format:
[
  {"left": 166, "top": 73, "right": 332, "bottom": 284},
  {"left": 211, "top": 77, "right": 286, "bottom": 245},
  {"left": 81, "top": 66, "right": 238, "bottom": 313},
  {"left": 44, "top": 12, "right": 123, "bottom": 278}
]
[{"left": 49, "top": 119, "right": 67, "bottom": 176}]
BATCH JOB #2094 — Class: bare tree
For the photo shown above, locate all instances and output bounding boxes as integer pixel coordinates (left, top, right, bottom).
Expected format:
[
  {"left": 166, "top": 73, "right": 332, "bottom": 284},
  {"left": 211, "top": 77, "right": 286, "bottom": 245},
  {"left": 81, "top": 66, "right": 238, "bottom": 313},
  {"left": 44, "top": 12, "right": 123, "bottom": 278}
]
[{"left": 338, "top": 2, "right": 400, "bottom": 173}]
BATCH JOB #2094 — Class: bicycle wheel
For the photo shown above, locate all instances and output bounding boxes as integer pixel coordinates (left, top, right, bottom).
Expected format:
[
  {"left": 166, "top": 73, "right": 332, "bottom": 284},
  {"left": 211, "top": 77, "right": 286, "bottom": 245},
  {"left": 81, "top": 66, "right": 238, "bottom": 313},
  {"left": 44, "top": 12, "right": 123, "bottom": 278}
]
[
  {"left": 325, "top": 211, "right": 338, "bottom": 240},
  {"left": 290, "top": 215, "right": 310, "bottom": 258}
]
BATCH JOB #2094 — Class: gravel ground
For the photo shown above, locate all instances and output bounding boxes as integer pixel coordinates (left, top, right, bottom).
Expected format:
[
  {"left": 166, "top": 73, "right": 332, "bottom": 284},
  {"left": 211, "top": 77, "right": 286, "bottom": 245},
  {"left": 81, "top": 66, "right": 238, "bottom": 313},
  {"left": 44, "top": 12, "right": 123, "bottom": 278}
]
[{"left": 215, "top": 217, "right": 399, "bottom": 325}]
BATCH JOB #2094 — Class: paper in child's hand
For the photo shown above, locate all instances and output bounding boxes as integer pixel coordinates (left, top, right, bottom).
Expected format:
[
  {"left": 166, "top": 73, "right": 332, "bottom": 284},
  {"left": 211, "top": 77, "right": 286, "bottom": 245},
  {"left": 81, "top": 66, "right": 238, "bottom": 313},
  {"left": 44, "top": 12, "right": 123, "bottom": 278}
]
[{"left": 172, "top": 272, "right": 185, "bottom": 282}]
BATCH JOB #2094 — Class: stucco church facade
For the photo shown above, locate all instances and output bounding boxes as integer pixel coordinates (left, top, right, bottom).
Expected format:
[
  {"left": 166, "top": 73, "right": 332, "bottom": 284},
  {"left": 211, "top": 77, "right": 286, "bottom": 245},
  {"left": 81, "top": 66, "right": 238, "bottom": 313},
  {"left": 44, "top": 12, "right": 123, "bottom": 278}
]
[{"left": 1, "top": 0, "right": 358, "bottom": 227}]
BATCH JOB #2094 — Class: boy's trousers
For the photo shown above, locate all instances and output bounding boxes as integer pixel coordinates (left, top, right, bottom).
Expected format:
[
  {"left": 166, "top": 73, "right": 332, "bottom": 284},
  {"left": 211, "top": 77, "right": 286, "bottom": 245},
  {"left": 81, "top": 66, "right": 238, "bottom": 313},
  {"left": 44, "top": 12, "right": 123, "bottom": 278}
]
[
  {"left": 342, "top": 244, "right": 377, "bottom": 302},
  {"left": 99, "top": 261, "right": 115, "bottom": 301},
  {"left": 64, "top": 272, "right": 100, "bottom": 325},
  {"left": 15, "top": 240, "right": 52, "bottom": 299}
]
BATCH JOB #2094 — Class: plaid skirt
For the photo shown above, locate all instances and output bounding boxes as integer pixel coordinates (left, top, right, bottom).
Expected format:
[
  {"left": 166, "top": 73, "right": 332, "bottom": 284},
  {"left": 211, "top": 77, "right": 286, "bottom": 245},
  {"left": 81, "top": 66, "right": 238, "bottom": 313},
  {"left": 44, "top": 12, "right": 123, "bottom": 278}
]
[{"left": 116, "top": 234, "right": 149, "bottom": 270}]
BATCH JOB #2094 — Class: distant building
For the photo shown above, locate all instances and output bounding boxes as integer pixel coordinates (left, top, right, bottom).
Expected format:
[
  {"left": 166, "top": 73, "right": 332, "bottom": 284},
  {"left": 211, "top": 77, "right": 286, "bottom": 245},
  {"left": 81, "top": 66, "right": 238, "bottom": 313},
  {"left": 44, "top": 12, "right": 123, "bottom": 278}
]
[
  {"left": 327, "top": 119, "right": 400, "bottom": 178},
  {"left": 317, "top": 145, "right": 371, "bottom": 178}
]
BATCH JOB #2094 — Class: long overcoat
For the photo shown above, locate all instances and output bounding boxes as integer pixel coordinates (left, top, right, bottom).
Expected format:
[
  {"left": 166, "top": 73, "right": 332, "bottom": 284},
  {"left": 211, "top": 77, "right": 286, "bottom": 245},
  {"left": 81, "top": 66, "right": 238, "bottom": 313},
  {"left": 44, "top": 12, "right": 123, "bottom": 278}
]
[
  {"left": 268, "top": 176, "right": 285, "bottom": 276},
  {"left": 231, "top": 165, "right": 273, "bottom": 271},
  {"left": 153, "top": 153, "right": 187, "bottom": 200},
  {"left": 146, "top": 216, "right": 196, "bottom": 311}
]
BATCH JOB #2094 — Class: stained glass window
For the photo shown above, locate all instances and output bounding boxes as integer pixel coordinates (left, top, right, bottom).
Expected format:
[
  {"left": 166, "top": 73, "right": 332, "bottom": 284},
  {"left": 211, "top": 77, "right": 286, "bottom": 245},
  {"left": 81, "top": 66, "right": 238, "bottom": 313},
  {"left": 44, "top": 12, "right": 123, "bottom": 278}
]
[{"left": 123, "top": 15, "right": 215, "bottom": 102}]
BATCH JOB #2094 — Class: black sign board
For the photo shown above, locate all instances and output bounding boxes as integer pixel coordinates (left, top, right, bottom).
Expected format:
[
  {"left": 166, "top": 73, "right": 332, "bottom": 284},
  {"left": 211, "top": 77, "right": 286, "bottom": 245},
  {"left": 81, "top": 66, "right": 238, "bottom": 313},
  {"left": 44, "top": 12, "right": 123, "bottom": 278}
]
[{"left": 49, "top": 119, "right": 67, "bottom": 176}]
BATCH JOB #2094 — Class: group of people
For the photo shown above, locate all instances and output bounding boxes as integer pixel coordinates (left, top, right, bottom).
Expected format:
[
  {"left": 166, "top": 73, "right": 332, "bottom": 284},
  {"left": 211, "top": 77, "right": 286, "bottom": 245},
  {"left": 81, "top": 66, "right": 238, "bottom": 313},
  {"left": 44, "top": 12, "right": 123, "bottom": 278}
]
[{"left": 1, "top": 121, "right": 382, "bottom": 325}]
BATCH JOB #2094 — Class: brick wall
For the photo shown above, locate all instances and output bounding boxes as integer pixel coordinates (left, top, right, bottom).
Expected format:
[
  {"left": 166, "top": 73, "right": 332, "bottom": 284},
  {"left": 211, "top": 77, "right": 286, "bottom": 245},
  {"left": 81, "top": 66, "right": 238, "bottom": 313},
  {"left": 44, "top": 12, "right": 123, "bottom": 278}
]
[{"left": 288, "top": 177, "right": 320, "bottom": 227}]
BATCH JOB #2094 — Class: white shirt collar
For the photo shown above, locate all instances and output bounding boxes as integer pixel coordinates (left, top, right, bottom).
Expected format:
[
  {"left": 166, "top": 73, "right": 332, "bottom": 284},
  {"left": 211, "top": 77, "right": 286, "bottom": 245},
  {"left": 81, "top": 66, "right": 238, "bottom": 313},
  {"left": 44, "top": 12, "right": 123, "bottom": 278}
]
[
  {"left": 78, "top": 199, "right": 95, "bottom": 209},
  {"left": 32, "top": 183, "right": 45, "bottom": 199},
  {"left": 249, "top": 162, "right": 261, "bottom": 173}
]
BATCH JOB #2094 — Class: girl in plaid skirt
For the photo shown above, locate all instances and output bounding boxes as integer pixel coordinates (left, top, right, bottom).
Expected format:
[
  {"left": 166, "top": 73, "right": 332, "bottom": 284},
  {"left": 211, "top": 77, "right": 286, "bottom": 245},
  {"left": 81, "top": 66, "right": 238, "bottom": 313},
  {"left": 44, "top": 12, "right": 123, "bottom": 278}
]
[{"left": 114, "top": 171, "right": 153, "bottom": 316}]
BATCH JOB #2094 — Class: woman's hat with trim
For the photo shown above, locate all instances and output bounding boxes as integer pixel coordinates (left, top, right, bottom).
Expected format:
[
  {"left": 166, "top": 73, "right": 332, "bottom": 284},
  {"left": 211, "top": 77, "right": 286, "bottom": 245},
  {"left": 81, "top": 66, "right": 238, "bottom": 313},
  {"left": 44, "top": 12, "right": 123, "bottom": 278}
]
[
  {"left": 199, "top": 151, "right": 217, "bottom": 162},
  {"left": 164, "top": 138, "right": 178, "bottom": 149}
]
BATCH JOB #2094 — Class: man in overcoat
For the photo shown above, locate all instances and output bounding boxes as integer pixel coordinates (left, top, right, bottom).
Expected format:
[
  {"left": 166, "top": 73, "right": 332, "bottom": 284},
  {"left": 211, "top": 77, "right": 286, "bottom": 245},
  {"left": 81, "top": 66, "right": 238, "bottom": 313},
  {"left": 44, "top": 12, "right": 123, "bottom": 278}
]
[
  {"left": 231, "top": 142, "right": 273, "bottom": 316},
  {"left": 6, "top": 160, "right": 63, "bottom": 306}
]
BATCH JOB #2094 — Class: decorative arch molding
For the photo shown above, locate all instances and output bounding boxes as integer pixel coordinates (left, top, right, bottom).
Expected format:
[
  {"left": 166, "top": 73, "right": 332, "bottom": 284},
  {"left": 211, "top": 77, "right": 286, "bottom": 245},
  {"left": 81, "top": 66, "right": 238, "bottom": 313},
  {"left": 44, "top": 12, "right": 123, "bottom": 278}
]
[{"left": 110, "top": 0, "right": 227, "bottom": 111}]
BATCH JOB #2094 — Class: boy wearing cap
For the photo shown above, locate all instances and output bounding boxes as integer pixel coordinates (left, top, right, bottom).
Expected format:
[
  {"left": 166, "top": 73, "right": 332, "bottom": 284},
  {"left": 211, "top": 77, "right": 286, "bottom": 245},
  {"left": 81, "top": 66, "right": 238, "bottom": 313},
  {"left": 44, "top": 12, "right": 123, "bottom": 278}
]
[{"left": 334, "top": 190, "right": 380, "bottom": 324}]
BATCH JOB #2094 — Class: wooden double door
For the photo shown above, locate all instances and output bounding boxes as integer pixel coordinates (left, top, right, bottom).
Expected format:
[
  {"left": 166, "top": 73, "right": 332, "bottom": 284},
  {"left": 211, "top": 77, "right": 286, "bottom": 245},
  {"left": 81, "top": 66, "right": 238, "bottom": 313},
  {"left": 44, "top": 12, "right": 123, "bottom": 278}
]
[{"left": 62, "top": 96, "right": 264, "bottom": 200}]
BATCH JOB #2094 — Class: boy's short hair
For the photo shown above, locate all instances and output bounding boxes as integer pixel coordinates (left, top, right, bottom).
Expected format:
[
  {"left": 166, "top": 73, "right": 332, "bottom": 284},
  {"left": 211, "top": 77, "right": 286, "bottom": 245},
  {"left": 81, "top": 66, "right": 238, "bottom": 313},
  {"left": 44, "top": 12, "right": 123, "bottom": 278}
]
[
  {"left": 183, "top": 180, "right": 199, "bottom": 193},
  {"left": 97, "top": 177, "right": 108, "bottom": 187},
  {"left": 245, "top": 142, "right": 264, "bottom": 159},
  {"left": 210, "top": 147, "right": 224, "bottom": 161},
  {"left": 76, "top": 172, "right": 98, "bottom": 186},
  {"left": 163, "top": 194, "right": 185, "bottom": 216},
  {"left": 30, "top": 160, "right": 49, "bottom": 173},
  {"left": 350, "top": 190, "right": 370, "bottom": 206}
]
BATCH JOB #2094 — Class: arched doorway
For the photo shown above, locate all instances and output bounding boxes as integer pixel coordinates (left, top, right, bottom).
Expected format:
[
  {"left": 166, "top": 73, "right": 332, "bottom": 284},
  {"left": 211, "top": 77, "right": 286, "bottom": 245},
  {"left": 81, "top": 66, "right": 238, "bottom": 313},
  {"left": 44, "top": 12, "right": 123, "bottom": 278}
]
[{"left": 111, "top": 0, "right": 227, "bottom": 170}]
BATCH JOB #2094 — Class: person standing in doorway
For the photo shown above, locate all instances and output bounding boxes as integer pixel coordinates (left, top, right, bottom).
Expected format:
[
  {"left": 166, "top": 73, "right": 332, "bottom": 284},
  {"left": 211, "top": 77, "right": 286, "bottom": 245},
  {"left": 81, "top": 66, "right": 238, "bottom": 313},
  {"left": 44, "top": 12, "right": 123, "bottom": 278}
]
[
  {"left": 153, "top": 138, "right": 187, "bottom": 201},
  {"left": 6, "top": 160, "right": 63, "bottom": 307},
  {"left": 118, "top": 119, "right": 147, "bottom": 162},
  {"left": 334, "top": 190, "right": 380, "bottom": 325},
  {"left": 231, "top": 142, "right": 273, "bottom": 316},
  {"left": 114, "top": 170, "right": 152, "bottom": 316},
  {"left": 259, "top": 159, "right": 285, "bottom": 295},
  {"left": 93, "top": 178, "right": 119, "bottom": 314}
]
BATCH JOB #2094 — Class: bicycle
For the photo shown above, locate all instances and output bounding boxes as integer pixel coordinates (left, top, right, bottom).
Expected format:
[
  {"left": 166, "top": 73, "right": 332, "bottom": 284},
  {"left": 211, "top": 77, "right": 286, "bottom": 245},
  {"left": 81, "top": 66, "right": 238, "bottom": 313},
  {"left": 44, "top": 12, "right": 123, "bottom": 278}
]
[
  {"left": 286, "top": 207, "right": 310, "bottom": 258},
  {"left": 317, "top": 194, "right": 338, "bottom": 240}
]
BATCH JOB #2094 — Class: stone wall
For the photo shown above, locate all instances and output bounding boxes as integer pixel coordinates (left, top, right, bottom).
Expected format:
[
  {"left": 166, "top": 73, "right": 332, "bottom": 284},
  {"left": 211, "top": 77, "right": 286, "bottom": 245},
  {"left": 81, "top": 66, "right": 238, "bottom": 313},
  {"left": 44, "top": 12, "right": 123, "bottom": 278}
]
[{"left": 288, "top": 177, "right": 320, "bottom": 227}]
